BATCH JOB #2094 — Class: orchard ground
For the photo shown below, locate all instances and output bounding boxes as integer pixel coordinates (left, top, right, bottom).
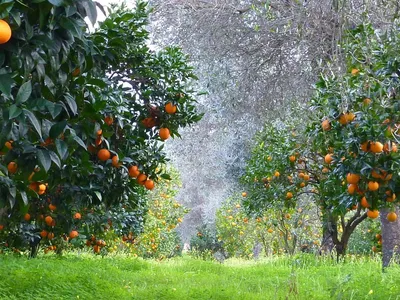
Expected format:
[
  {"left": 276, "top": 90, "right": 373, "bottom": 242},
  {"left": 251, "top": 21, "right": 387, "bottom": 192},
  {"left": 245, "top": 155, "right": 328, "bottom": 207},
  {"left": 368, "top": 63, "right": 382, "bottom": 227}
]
[{"left": 1, "top": 253, "right": 400, "bottom": 299}]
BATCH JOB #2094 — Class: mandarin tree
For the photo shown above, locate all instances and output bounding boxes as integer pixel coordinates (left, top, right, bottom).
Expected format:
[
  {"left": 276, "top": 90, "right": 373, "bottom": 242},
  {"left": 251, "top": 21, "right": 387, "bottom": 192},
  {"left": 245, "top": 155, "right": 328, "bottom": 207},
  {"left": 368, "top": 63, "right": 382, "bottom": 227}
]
[{"left": 0, "top": 1, "right": 201, "bottom": 256}]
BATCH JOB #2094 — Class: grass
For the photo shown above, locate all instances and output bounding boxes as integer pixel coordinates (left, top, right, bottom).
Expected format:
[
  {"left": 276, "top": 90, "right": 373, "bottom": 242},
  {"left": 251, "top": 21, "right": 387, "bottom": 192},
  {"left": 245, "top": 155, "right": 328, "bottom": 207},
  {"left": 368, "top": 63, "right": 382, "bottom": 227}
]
[{"left": 0, "top": 253, "right": 399, "bottom": 299}]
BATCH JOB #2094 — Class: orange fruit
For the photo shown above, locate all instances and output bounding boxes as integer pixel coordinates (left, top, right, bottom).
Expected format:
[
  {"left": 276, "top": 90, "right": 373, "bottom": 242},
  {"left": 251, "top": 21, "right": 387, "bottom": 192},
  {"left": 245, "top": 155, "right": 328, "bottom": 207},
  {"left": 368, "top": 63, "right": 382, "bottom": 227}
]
[
  {"left": 95, "top": 136, "right": 102, "bottom": 147},
  {"left": 363, "top": 98, "right": 371, "bottom": 106},
  {"left": 40, "top": 230, "right": 48, "bottom": 239},
  {"left": 93, "top": 245, "right": 100, "bottom": 253},
  {"left": 72, "top": 68, "right": 80, "bottom": 77},
  {"left": 47, "top": 232, "right": 54, "bottom": 240},
  {"left": 73, "top": 212, "right": 82, "bottom": 220},
  {"left": 322, "top": 167, "right": 329, "bottom": 173},
  {"left": 372, "top": 246, "right": 377, "bottom": 253},
  {"left": 321, "top": 119, "right": 331, "bottom": 131},
  {"left": 360, "top": 141, "right": 369, "bottom": 152},
  {"left": 69, "top": 230, "right": 79, "bottom": 239},
  {"left": 141, "top": 117, "right": 156, "bottom": 128},
  {"left": 286, "top": 192, "right": 293, "bottom": 199},
  {"left": 128, "top": 165, "right": 140, "bottom": 178},
  {"left": 48, "top": 204, "right": 56, "bottom": 211},
  {"left": 104, "top": 116, "right": 113, "bottom": 126},
  {"left": 324, "top": 154, "right": 333, "bottom": 164},
  {"left": 242, "top": 192, "right": 247, "bottom": 197},
  {"left": 300, "top": 182, "right": 306, "bottom": 188},
  {"left": 97, "top": 129, "right": 102, "bottom": 136},
  {"left": 112, "top": 155, "right": 121, "bottom": 168},
  {"left": 345, "top": 112, "right": 355, "bottom": 123},
  {"left": 97, "top": 149, "right": 111, "bottom": 161},
  {"left": 144, "top": 179, "right": 155, "bottom": 190},
  {"left": 339, "top": 114, "right": 348, "bottom": 125},
  {"left": 387, "top": 212, "right": 397, "bottom": 222},
  {"left": 376, "top": 234, "right": 382, "bottom": 240},
  {"left": 346, "top": 173, "right": 360, "bottom": 184},
  {"left": 0, "top": 20, "right": 11, "bottom": 44},
  {"left": 289, "top": 155, "right": 296, "bottom": 162},
  {"left": 5, "top": 140, "right": 13, "bottom": 150},
  {"left": 360, "top": 197, "right": 370, "bottom": 208},
  {"left": 137, "top": 174, "right": 147, "bottom": 185},
  {"left": 274, "top": 171, "right": 280, "bottom": 177},
  {"left": 370, "top": 142, "right": 383, "bottom": 153},
  {"left": 351, "top": 68, "right": 359, "bottom": 75},
  {"left": 367, "top": 209, "right": 379, "bottom": 219},
  {"left": 45, "top": 216, "right": 53, "bottom": 226},
  {"left": 159, "top": 128, "right": 170, "bottom": 140},
  {"left": 7, "top": 162, "right": 17, "bottom": 174},
  {"left": 28, "top": 182, "right": 38, "bottom": 192},
  {"left": 267, "top": 228, "right": 273, "bottom": 233},
  {"left": 347, "top": 184, "right": 357, "bottom": 195},
  {"left": 165, "top": 102, "right": 177, "bottom": 114},
  {"left": 368, "top": 181, "right": 379, "bottom": 191},
  {"left": 39, "top": 184, "right": 46, "bottom": 192},
  {"left": 24, "top": 213, "right": 31, "bottom": 222},
  {"left": 303, "top": 174, "right": 310, "bottom": 181},
  {"left": 383, "top": 141, "right": 398, "bottom": 153}
]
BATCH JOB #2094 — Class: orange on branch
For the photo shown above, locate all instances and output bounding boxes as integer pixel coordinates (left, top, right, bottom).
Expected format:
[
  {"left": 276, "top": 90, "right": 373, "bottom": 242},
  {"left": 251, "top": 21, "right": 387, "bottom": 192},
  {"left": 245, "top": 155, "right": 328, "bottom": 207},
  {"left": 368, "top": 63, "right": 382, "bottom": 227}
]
[
  {"left": 128, "top": 165, "right": 140, "bottom": 178},
  {"left": 0, "top": 20, "right": 11, "bottom": 44},
  {"left": 370, "top": 142, "right": 383, "bottom": 153},
  {"left": 97, "top": 149, "right": 111, "bottom": 161},
  {"left": 367, "top": 209, "right": 379, "bottom": 219},
  {"left": 159, "top": 128, "right": 170, "bottom": 140},
  {"left": 368, "top": 181, "right": 379, "bottom": 191},
  {"left": 346, "top": 173, "right": 360, "bottom": 184},
  {"left": 387, "top": 212, "right": 397, "bottom": 222},
  {"left": 7, "top": 162, "right": 17, "bottom": 174},
  {"left": 165, "top": 102, "right": 177, "bottom": 114}
]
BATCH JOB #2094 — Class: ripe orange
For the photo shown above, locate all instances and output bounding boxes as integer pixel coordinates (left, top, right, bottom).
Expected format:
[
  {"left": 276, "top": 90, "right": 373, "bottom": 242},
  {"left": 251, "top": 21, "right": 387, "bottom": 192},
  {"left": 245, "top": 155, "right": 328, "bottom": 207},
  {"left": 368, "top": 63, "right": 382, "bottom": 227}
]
[
  {"left": 97, "top": 129, "right": 102, "bottom": 136},
  {"left": 159, "top": 128, "right": 170, "bottom": 140},
  {"left": 128, "top": 165, "right": 140, "bottom": 178},
  {"left": 370, "top": 142, "right": 383, "bottom": 153},
  {"left": 286, "top": 192, "right": 293, "bottom": 199},
  {"left": 298, "top": 172, "right": 305, "bottom": 178},
  {"left": 339, "top": 114, "right": 348, "bottom": 125},
  {"left": 368, "top": 181, "right": 379, "bottom": 191},
  {"left": 7, "top": 161, "right": 17, "bottom": 174},
  {"left": 346, "top": 173, "right": 360, "bottom": 184},
  {"left": 289, "top": 155, "right": 296, "bottom": 162},
  {"left": 321, "top": 119, "right": 331, "bottom": 131},
  {"left": 48, "top": 204, "right": 56, "bottom": 211},
  {"left": 0, "top": 20, "right": 11, "bottom": 44},
  {"left": 363, "top": 98, "right": 372, "bottom": 106},
  {"left": 112, "top": 155, "right": 121, "bottom": 168},
  {"left": 376, "top": 234, "right": 382, "bottom": 240},
  {"left": 372, "top": 246, "right": 377, "bottom": 253},
  {"left": 39, "top": 184, "right": 46, "bottom": 192},
  {"left": 387, "top": 212, "right": 397, "bottom": 222},
  {"left": 69, "top": 230, "right": 79, "bottom": 239},
  {"left": 72, "top": 68, "right": 80, "bottom": 77},
  {"left": 347, "top": 184, "right": 357, "bottom": 195},
  {"left": 97, "top": 149, "right": 111, "bottom": 161},
  {"left": 165, "top": 102, "right": 177, "bottom": 114},
  {"left": 351, "top": 68, "right": 359, "bottom": 75},
  {"left": 40, "top": 230, "right": 48, "bottom": 239},
  {"left": 93, "top": 245, "right": 100, "bottom": 253},
  {"left": 345, "top": 112, "right": 355, "bottom": 123},
  {"left": 324, "top": 154, "right": 333, "bottom": 164},
  {"left": 367, "top": 209, "right": 379, "bottom": 219},
  {"left": 274, "top": 171, "right": 280, "bottom": 177},
  {"left": 142, "top": 117, "right": 156, "bottom": 128},
  {"left": 95, "top": 136, "right": 102, "bottom": 147},
  {"left": 73, "top": 212, "right": 82, "bottom": 220},
  {"left": 267, "top": 228, "right": 273, "bottom": 233},
  {"left": 322, "top": 167, "right": 329, "bottom": 173},
  {"left": 144, "top": 179, "right": 155, "bottom": 190},
  {"left": 5, "top": 140, "right": 12, "bottom": 150},
  {"left": 360, "top": 197, "right": 370, "bottom": 208},
  {"left": 45, "top": 216, "right": 53, "bottom": 226},
  {"left": 360, "top": 141, "right": 369, "bottom": 152},
  {"left": 104, "top": 116, "right": 113, "bottom": 126},
  {"left": 137, "top": 173, "right": 147, "bottom": 185},
  {"left": 24, "top": 213, "right": 31, "bottom": 222},
  {"left": 47, "top": 232, "right": 54, "bottom": 240},
  {"left": 300, "top": 182, "right": 306, "bottom": 188},
  {"left": 303, "top": 174, "right": 310, "bottom": 181},
  {"left": 242, "top": 192, "right": 247, "bottom": 197},
  {"left": 383, "top": 141, "right": 398, "bottom": 153}
]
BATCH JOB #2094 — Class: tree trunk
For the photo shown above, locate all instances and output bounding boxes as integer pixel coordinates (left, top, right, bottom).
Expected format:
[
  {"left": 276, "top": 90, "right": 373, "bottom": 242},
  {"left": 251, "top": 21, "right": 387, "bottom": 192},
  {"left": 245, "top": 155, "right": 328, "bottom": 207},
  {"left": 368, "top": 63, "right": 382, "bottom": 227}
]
[
  {"left": 320, "top": 226, "right": 335, "bottom": 254},
  {"left": 380, "top": 207, "right": 400, "bottom": 268}
]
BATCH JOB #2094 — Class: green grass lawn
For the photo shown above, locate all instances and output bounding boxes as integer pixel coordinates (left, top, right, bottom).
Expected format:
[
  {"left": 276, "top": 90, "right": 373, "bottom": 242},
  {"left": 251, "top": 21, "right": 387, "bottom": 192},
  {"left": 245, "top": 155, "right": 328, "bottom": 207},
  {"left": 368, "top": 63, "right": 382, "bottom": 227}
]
[{"left": 0, "top": 253, "right": 399, "bottom": 299}]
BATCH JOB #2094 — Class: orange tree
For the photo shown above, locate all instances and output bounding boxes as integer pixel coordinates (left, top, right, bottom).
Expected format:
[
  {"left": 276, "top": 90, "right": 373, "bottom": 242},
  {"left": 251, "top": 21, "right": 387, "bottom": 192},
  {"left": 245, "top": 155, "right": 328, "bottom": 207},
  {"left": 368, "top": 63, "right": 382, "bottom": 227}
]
[
  {"left": 0, "top": 1, "right": 202, "bottom": 256},
  {"left": 306, "top": 22, "right": 400, "bottom": 266},
  {"left": 216, "top": 193, "right": 319, "bottom": 257}
]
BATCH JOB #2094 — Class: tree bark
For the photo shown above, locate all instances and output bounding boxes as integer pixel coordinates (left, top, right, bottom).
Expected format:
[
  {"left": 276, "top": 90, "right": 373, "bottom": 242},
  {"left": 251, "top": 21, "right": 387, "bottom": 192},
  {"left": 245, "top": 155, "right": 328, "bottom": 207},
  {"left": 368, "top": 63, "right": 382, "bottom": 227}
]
[
  {"left": 380, "top": 207, "right": 400, "bottom": 268},
  {"left": 320, "top": 225, "right": 335, "bottom": 254}
]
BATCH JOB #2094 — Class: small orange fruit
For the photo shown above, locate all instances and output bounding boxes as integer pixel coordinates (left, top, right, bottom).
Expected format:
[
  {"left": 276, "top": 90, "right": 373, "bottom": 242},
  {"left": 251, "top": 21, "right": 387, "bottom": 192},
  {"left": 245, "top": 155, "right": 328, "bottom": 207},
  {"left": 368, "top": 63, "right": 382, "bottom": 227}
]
[
  {"left": 7, "top": 162, "right": 17, "bottom": 174},
  {"left": 286, "top": 192, "right": 293, "bottom": 199},
  {"left": 322, "top": 167, "right": 329, "bottom": 173},
  {"left": 69, "top": 230, "right": 79, "bottom": 239},
  {"left": 242, "top": 192, "right": 247, "bottom": 197},
  {"left": 144, "top": 179, "right": 155, "bottom": 190},
  {"left": 128, "top": 165, "right": 140, "bottom": 178},
  {"left": 5, "top": 140, "right": 13, "bottom": 150},
  {"left": 93, "top": 245, "right": 100, "bottom": 253},
  {"left": 24, "top": 213, "right": 31, "bottom": 222},
  {"left": 303, "top": 174, "right": 310, "bottom": 181},
  {"left": 40, "top": 230, "right": 48, "bottom": 239},
  {"left": 321, "top": 119, "right": 331, "bottom": 131},
  {"left": 73, "top": 212, "right": 82, "bottom": 220},
  {"left": 387, "top": 212, "right": 397, "bottom": 222},
  {"left": 368, "top": 181, "right": 379, "bottom": 191},
  {"left": 159, "top": 128, "right": 170, "bottom": 140},
  {"left": 351, "top": 68, "right": 359, "bottom": 75},
  {"left": 274, "top": 171, "right": 280, "bottom": 177},
  {"left": 104, "top": 116, "right": 113, "bottom": 126},
  {"left": 324, "top": 154, "right": 333, "bottom": 164},
  {"left": 97, "top": 129, "right": 102, "bottom": 136},
  {"left": 0, "top": 20, "right": 12, "bottom": 44},
  {"left": 370, "top": 142, "right": 383, "bottom": 153},
  {"left": 289, "top": 155, "right": 296, "bottom": 162},
  {"left": 363, "top": 98, "right": 371, "bottom": 106},
  {"left": 45, "top": 216, "right": 53, "bottom": 226},
  {"left": 72, "top": 68, "right": 80, "bottom": 77},
  {"left": 346, "top": 173, "right": 360, "bottom": 184},
  {"left": 112, "top": 155, "right": 121, "bottom": 168},
  {"left": 137, "top": 174, "right": 147, "bottom": 185},
  {"left": 360, "top": 197, "right": 370, "bottom": 208},
  {"left": 48, "top": 204, "right": 56, "bottom": 211},
  {"left": 360, "top": 141, "right": 369, "bottom": 152},
  {"left": 367, "top": 209, "right": 379, "bottom": 219},
  {"left": 165, "top": 102, "right": 177, "bottom": 114},
  {"left": 47, "top": 232, "right": 54, "bottom": 240},
  {"left": 97, "top": 149, "right": 111, "bottom": 161},
  {"left": 347, "top": 184, "right": 357, "bottom": 195}
]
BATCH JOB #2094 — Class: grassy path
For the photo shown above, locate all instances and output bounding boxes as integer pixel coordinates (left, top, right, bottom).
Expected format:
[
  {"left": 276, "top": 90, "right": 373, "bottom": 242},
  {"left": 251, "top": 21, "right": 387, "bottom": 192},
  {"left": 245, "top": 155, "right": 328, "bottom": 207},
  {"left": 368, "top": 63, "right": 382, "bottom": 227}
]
[{"left": 0, "top": 254, "right": 399, "bottom": 299}]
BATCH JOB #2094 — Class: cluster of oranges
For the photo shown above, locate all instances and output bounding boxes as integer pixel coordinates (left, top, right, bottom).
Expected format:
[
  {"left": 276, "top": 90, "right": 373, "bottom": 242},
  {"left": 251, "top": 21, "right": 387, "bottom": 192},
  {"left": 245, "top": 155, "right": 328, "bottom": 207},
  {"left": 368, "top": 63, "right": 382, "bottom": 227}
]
[{"left": 86, "top": 235, "right": 106, "bottom": 254}]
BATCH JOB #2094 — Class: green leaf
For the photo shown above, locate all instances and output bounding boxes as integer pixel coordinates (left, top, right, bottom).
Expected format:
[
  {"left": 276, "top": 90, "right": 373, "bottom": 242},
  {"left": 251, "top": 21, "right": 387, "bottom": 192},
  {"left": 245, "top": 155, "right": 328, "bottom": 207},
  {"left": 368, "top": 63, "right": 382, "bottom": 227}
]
[
  {"left": 20, "top": 191, "right": 28, "bottom": 206},
  {"left": 16, "top": 81, "right": 32, "bottom": 104},
  {"left": 82, "top": 0, "right": 97, "bottom": 25},
  {"left": 8, "top": 105, "right": 22, "bottom": 119},
  {"left": 47, "top": 0, "right": 64, "bottom": 6},
  {"left": 94, "top": 191, "right": 102, "bottom": 201},
  {"left": 23, "top": 109, "right": 42, "bottom": 138},
  {"left": 64, "top": 94, "right": 78, "bottom": 115},
  {"left": 55, "top": 139, "right": 68, "bottom": 160},
  {"left": 37, "top": 149, "right": 51, "bottom": 172},
  {"left": 49, "top": 120, "right": 67, "bottom": 139},
  {"left": 49, "top": 150, "right": 61, "bottom": 168},
  {"left": 0, "top": 73, "right": 14, "bottom": 97}
]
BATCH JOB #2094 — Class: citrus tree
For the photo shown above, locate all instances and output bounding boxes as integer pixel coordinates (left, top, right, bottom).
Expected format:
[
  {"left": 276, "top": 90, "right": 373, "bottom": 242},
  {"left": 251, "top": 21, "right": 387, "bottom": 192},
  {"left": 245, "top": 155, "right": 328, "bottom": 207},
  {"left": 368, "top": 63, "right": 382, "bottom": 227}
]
[
  {"left": 0, "top": 1, "right": 202, "bottom": 256},
  {"left": 307, "top": 22, "right": 400, "bottom": 266}
]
